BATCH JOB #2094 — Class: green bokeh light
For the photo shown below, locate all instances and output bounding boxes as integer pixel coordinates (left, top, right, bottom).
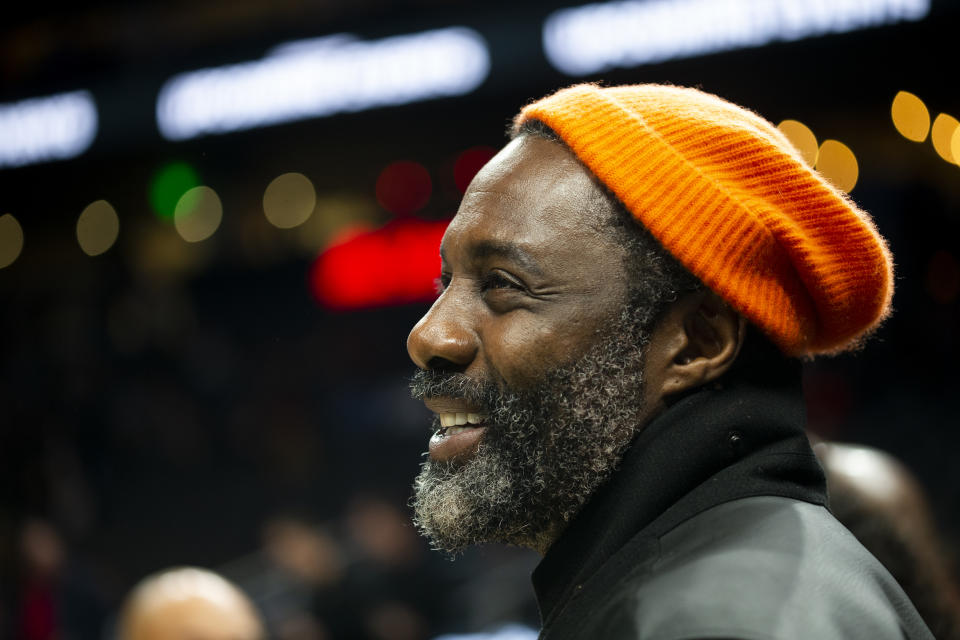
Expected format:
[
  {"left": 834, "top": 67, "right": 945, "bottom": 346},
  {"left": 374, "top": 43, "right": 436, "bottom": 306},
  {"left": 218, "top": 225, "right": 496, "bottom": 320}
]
[{"left": 149, "top": 162, "right": 200, "bottom": 220}]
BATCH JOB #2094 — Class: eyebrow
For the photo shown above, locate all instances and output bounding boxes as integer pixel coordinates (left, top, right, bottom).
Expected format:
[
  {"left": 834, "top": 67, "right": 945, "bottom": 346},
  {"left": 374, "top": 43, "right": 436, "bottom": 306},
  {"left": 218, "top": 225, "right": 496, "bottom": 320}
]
[{"left": 441, "top": 240, "right": 544, "bottom": 277}]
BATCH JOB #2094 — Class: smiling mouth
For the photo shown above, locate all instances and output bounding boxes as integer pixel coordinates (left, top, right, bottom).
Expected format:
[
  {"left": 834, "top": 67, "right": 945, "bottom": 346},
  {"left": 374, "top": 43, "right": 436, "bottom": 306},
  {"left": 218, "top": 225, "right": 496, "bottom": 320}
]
[{"left": 435, "top": 411, "right": 487, "bottom": 436}]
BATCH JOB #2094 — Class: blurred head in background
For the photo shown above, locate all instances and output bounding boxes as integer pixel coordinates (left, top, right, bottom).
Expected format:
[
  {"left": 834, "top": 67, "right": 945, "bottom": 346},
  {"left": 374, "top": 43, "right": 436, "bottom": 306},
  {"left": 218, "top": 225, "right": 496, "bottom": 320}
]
[{"left": 118, "top": 567, "right": 263, "bottom": 640}]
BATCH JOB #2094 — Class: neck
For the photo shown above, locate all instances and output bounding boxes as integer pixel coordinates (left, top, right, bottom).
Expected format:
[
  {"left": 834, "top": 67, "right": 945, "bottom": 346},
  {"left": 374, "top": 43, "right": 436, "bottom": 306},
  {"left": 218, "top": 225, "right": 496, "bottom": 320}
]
[{"left": 531, "top": 363, "right": 826, "bottom": 627}]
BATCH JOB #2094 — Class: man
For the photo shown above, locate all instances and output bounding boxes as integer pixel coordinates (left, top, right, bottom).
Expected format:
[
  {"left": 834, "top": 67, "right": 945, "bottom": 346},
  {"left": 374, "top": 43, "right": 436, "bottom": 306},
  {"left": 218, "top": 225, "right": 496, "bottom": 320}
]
[{"left": 406, "top": 84, "right": 934, "bottom": 639}]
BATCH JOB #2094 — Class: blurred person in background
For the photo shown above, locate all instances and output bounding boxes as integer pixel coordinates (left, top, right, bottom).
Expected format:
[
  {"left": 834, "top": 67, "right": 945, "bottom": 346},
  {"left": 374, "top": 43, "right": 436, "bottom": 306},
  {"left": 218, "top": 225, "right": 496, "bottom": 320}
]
[
  {"left": 258, "top": 515, "right": 344, "bottom": 640},
  {"left": 117, "top": 566, "right": 264, "bottom": 640},
  {"left": 14, "top": 519, "right": 64, "bottom": 640},
  {"left": 250, "top": 504, "right": 453, "bottom": 640},
  {"left": 12, "top": 517, "right": 108, "bottom": 640},
  {"left": 340, "top": 496, "right": 429, "bottom": 640},
  {"left": 406, "top": 84, "right": 934, "bottom": 639},
  {"left": 816, "top": 442, "right": 960, "bottom": 639}
]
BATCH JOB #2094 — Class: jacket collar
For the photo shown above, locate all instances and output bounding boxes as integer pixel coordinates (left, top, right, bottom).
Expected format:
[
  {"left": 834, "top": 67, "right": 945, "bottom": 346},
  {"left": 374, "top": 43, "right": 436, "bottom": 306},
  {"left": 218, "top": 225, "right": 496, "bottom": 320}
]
[{"left": 531, "top": 360, "right": 827, "bottom": 627}]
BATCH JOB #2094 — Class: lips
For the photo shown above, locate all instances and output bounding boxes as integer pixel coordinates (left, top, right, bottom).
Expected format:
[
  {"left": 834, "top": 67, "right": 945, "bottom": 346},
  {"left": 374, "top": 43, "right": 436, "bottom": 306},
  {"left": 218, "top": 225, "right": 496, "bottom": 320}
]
[{"left": 425, "top": 399, "right": 489, "bottom": 461}]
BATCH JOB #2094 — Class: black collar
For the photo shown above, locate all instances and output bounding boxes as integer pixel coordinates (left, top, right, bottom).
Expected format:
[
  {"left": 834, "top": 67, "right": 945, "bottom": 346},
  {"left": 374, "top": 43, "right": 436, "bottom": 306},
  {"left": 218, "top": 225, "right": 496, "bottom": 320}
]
[{"left": 532, "top": 364, "right": 827, "bottom": 628}]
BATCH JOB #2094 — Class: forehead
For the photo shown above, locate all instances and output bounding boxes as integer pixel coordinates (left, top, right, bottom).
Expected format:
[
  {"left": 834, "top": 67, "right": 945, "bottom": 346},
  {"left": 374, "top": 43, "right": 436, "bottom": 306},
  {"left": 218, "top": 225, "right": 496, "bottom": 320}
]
[{"left": 444, "top": 135, "right": 614, "bottom": 257}]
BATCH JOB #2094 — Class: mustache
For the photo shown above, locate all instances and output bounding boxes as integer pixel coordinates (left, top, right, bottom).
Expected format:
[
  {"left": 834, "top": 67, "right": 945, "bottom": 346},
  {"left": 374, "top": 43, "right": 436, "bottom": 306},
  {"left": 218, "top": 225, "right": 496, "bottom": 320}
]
[{"left": 409, "top": 369, "right": 499, "bottom": 408}]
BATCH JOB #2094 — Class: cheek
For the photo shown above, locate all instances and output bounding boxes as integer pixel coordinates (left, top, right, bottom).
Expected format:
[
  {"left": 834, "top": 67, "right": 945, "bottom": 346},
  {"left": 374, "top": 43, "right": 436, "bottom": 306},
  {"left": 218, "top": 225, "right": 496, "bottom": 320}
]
[{"left": 481, "top": 312, "right": 604, "bottom": 387}]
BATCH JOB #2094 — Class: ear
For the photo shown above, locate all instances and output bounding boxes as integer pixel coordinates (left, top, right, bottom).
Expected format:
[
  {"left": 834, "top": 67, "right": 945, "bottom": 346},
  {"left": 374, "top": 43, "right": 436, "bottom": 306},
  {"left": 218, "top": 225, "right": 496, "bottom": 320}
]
[{"left": 644, "top": 290, "right": 746, "bottom": 401}]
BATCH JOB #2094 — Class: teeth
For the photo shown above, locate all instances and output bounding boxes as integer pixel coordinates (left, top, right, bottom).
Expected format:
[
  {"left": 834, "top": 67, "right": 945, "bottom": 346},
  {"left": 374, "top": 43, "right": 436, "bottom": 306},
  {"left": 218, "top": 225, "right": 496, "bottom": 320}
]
[
  {"left": 446, "top": 426, "right": 471, "bottom": 436},
  {"left": 437, "top": 412, "right": 487, "bottom": 429}
]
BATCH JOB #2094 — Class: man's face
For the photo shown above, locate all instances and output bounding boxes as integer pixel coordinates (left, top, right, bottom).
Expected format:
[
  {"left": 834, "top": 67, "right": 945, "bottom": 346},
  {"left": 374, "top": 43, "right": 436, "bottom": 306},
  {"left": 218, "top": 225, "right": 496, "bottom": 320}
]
[{"left": 406, "top": 136, "right": 651, "bottom": 552}]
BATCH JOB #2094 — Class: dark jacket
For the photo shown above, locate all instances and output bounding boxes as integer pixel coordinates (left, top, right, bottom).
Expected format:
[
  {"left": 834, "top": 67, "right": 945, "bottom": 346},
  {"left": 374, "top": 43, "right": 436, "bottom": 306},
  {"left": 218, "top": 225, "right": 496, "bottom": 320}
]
[{"left": 532, "top": 360, "right": 933, "bottom": 640}]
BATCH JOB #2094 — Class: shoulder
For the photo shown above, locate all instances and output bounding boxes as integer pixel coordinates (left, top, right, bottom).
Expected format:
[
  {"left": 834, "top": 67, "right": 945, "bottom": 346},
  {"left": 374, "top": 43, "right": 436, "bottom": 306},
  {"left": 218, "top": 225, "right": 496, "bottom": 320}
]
[{"left": 605, "top": 496, "right": 932, "bottom": 640}]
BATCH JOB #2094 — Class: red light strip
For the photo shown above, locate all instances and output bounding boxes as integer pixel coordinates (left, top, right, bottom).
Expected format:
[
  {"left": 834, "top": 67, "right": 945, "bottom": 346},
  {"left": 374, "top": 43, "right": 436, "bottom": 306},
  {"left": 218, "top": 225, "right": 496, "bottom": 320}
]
[{"left": 310, "top": 218, "right": 449, "bottom": 310}]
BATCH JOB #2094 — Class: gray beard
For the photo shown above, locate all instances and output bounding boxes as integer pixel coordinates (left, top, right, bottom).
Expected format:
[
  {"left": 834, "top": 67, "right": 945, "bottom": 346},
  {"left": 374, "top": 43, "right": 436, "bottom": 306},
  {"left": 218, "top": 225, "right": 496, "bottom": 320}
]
[{"left": 409, "top": 308, "right": 650, "bottom": 554}]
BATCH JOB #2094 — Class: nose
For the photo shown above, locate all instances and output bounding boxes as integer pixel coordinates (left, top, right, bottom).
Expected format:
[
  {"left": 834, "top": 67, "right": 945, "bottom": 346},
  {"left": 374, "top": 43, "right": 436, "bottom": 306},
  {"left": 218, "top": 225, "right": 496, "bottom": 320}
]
[{"left": 407, "top": 291, "right": 479, "bottom": 372}]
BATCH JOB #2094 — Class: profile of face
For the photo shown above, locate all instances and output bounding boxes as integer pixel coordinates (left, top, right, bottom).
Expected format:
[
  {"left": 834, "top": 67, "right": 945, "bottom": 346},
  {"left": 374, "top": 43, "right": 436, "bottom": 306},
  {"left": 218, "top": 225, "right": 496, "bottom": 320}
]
[
  {"left": 407, "top": 134, "right": 745, "bottom": 554},
  {"left": 407, "top": 136, "right": 660, "bottom": 554}
]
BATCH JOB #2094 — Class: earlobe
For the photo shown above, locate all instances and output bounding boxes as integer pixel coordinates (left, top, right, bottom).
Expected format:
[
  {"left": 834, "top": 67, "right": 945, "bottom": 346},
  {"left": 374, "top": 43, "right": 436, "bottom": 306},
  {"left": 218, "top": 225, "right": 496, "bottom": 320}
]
[{"left": 648, "top": 291, "right": 746, "bottom": 400}]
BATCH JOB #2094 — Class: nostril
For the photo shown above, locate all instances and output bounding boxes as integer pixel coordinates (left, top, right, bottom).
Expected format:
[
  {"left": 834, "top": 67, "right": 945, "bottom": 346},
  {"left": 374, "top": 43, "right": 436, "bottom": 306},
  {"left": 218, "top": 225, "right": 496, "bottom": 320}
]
[{"left": 426, "top": 356, "right": 467, "bottom": 373}]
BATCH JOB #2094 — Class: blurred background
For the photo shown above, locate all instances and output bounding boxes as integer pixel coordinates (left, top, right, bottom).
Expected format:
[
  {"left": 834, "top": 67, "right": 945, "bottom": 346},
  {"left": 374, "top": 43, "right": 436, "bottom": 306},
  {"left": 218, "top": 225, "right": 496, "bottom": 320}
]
[{"left": 1, "top": 0, "right": 958, "bottom": 638}]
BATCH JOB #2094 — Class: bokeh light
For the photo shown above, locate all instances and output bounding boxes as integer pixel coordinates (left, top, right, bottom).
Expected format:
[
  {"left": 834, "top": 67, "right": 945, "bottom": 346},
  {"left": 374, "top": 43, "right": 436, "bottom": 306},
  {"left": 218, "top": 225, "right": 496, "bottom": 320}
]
[
  {"left": 293, "top": 194, "right": 383, "bottom": 255},
  {"left": 150, "top": 162, "right": 200, "bottom": 219},
  {"left": 952, "top": 126, "right": 960, "bottom": 168},
  {"left": 776, "top": 120, "right": 818, "bottom": 168},
  {"left": 263, "top": 172, "right": 317, "bottom": 229},
  {"left": 0, "top": 90, "right": 99, "bottom": 169},
  {"left": 77, "top": 200, "right": 120, "bottom": 256},
  {"left": 0, "top": 213, "right": 24, "bottom": 269},
  {"left": 174, "top": 186, "right": 222, "bottom": 242},
  {"left": 375, "top": 161, "right": 432, "bottom": 216},
  {"left": 453, "top": 146, "right": 497, "bottom": 193},
  {"left": 156, "top": 27, "right": 491, "bottom": 140},
  {"left": 931, "top": 113, "right": 960, "bottom": 164},
  {"left": 890, "top": 91, "right": 930, "bottom": 143},
  {"left": 311, "top": 218, "right": 448, "bottom": 310},
  {"left": 543, "top": 0, "right": 930, "bottom": 76},
  {"left": 127, "top": 218, "right": 210, "bottom": 282},
  {"left": 816, "top": 140, "right": 858, "bottom": 192}
]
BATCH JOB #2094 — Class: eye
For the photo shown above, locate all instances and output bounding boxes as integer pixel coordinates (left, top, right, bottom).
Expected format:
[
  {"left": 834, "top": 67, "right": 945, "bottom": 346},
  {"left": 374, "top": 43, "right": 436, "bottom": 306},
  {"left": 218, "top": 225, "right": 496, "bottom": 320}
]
[{"left": 481, "top": 271, "right": 524, "bottom": 292}]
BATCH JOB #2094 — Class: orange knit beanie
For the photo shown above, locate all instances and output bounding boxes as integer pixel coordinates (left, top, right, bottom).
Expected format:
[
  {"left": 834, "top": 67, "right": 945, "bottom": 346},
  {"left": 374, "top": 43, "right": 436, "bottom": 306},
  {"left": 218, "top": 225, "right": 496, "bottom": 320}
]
[{"left": 514, "top": 83, "right": 893, "bottom": 357}]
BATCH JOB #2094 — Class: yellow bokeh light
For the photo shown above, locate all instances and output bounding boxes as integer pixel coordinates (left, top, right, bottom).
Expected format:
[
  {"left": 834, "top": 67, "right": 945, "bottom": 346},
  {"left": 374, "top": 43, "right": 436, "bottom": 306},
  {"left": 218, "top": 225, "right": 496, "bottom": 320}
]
[
  {"left": 890, "top": 91, "right": 930, "bottom": 143},
  {"left": 263, "top": 172, "right": 317, "bottom": 229},
  {"left": 0, "top": 213, "right": 25, "bottom": 269},
  {"left": 174, "top": 186, "right": 222, "bottom": 242},
  {"left": 777, "top": 119, "right": 818, "bottom": 167},
  {"left": 952, "top": 127, "right": 960, "bottom": 169},
  {"left": 128, "top": 218, "right": 210, "bottom": 282},
  {"left": 931, "top": 113, "right": 960, "bottom": 164},
  {"left": 77, "top": 199, "right": 120, "bottom": 256},
  {"left": 294, "top": 194, "right": 384, "bottom": 255},
  {"left": 816, "top": 140, "right": 859, "bottom": 193}
]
